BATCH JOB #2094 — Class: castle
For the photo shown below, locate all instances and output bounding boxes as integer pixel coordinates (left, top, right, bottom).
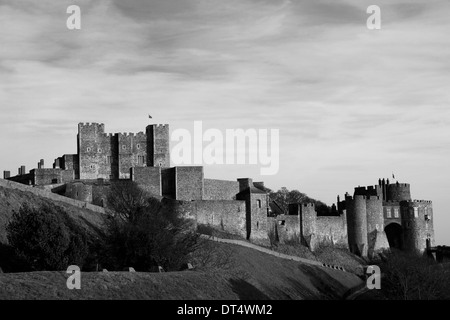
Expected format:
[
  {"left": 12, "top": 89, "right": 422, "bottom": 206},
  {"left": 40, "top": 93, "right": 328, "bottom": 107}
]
[{"left": 2, "top": 122, "right": 435, "bottom": 256}]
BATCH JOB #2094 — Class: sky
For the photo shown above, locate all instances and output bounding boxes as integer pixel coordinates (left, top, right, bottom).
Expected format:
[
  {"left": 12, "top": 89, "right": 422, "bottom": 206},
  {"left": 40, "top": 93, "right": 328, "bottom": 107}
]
[{"left": 0, "top": 0, "right": 449, "bottom": 244}]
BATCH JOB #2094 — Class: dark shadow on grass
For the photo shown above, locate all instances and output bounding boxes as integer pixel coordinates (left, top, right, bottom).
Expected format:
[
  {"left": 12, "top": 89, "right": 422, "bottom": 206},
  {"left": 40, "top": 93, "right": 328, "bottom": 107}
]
[
  {"left": 261, "top": 278, "right": 318, "bottom": 300},
  {"left": 78, "top": 216, "right": 106, "bottom": 238},
  {"left": 296, "top": 264, "right": 349, "bottom": 300},
  {"left": 228, "top": 278, "right": 271, "bottom": 300}
]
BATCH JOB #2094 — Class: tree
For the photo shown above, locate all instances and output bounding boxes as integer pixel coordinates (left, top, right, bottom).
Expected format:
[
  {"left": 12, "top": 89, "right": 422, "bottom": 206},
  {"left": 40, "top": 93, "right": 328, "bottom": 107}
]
[
  {"left": 106, "top": 181, "right": 150, "bottom": 222},
  {"left": 6, "top": 204, "right": 88, "bottom": 271},
  {"left": 105, "top": 183, "right": 200, "bottom": 271},
  {"left": 377, "top": 252, "right": 450, "bottom": 300},
  {"left": 269, "top": 187, "right": 331, "bottom": 215}
]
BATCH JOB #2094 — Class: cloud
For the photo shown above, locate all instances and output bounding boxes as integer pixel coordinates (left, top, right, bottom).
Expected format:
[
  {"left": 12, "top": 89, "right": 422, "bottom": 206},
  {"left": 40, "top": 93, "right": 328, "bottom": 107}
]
[{"left": 1, "top": 0, "right": 450, "bottom": 243}]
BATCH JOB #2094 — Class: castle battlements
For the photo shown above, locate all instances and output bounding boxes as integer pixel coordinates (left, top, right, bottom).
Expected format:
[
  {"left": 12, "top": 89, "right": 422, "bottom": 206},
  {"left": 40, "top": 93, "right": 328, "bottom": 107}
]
[
  {"left": 78, "top": 122, "right": 105, "bottom": 128},
  {"left": 356, "top": 185, "right": 381, "bottom": 191},
  {"left": 384, "top": 200, "right": 400, "bottom": 205},
  {"left": 146, "top": 124, "right": 169, "bottom": 129},
  {"left": 408, "top": 200, "right": 432, "bottom": 204},
  {"left": 395, "top": 183, "right": 410, "bottom": 187},
  {"left": 100, "top": 133, "right": 116, "bottom": 138}
]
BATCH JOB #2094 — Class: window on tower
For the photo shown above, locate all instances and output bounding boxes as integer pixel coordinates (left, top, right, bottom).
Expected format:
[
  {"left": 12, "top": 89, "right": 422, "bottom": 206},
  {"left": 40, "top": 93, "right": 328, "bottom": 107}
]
[
  {"left": 256, "top": 199, "right": 262, "bottom": 208},
  {"left": 394, "top": 208, "right": 399, "bottom": 218}
]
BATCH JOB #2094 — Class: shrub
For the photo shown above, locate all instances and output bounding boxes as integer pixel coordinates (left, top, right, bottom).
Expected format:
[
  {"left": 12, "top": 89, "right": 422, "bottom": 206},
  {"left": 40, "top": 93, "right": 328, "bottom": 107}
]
[{"left": 6, "top": 204, "right": 88, "bottom": 271}]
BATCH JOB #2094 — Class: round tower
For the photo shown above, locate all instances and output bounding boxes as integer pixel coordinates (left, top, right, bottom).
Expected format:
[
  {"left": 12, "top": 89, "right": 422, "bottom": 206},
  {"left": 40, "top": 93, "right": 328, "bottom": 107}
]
[
  {"left": 346, "top": 194, "right": 368, "bottom": 256},
  {"left": 401, "top": 201, "right": 434, "bottom": 254},
  {"left": 387, "top": 182, "right": 411, "bottom": 201},
  {"left": 366, "top": 195, "right": 390, "bottom": 256},
  {"left": 366, "top": 195, "right": 384, "bottom": 234}
]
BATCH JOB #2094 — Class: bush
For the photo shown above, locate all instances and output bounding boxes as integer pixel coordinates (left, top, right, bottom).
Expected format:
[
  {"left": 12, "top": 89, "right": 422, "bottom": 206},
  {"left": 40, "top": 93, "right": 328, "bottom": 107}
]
[{"left": 6, "top": 204, "right": 89, "bottom": 271}]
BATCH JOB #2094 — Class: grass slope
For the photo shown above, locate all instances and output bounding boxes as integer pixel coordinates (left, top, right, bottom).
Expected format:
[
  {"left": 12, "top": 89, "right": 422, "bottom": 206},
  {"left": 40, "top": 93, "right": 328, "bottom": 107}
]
[
  {"left": 0, "top": 241, "right": 363, "bottom": 300},
  {"left": 0, "top": 185, "right": 105, "bottom": 245}
]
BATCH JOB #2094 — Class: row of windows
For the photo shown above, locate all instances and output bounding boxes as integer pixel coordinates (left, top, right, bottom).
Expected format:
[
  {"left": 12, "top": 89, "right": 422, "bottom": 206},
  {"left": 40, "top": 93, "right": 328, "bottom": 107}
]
[
  {"left": 410, "top": 207, "right": 432, "bottom": 218},
  {"left": 386, "top": 207, "right": 400, "bottom": 218},
  {"left": 89, "top": 155, "right": 146, "bottom": 166},
  {"left": 86, "top": 144, "right": 142, "bottom": 153},
  {"left": 385, "top": 207, "right": 432, "bottom": 219}
]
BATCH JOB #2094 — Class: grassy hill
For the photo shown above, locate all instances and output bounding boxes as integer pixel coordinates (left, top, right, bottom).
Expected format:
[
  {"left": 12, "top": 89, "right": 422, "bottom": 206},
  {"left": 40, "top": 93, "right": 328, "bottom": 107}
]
[
  {"left": 0, "top": 241, "right": 363, "bottom": 300},
  {"left": 0, "top": 184, "right": 105, "bottom": 245}
]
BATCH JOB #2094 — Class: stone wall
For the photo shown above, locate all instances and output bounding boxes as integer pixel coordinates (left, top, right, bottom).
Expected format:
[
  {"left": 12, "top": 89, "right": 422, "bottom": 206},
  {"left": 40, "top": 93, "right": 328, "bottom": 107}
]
[
  {"left": 275, "top": 214, "right": 301, "bottom": 243},
  {"left": 33, "top": 168, "right": 75, "bottom": 186},
  {"left": 131, "top": 166, "right": 161, "bottom": 196},
  {"left": 62, "top": 154, "right": 79, "bottom": 179},
  {"left": 7, "top": 173, "right": 33, "bottom": 185},
  {"left": 92, "top": 183, "right": 110, "bottom": 207},
  {"left": 65, "top": 181, "right": 93, "bottom": 203},
  {"left": 161, "top": 198, "right": 197, "bottom": 222},
  {"left": 175, "top": 166, "right": 204, "bottom": 201},
  {"left": 195, "top": 200, "right": 247, "bottom": 238},
  {"left": 315, "top": 214, "right": 348, "bottom": 248},
  {"left": 160, "top": 198, "right": 247, "bottom": 240},
  {"left": 203, "top": 179, "right": 239, "bottom": 200}
]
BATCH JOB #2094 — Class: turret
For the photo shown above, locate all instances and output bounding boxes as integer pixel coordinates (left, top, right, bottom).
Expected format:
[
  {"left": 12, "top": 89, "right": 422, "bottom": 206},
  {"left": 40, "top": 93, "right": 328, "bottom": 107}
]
[
  {"left": 387, "top": 182, "right": 411, "bottom": 202},
  {"left": 237, "top": 178, "right": 253, "bottom": 192}
]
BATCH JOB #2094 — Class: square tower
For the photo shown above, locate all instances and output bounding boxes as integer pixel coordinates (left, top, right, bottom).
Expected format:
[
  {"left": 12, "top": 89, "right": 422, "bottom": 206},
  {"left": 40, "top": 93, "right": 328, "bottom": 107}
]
[{"left": 146, "top": 124, "right": 170, "bottom": 167}]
